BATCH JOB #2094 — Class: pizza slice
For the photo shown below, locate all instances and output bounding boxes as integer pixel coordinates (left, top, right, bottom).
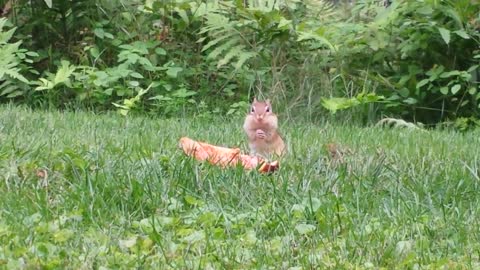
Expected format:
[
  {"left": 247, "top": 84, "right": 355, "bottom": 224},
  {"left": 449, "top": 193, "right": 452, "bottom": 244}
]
[{"left": 178, "top": 137, "right": 279, "bottom": 173}]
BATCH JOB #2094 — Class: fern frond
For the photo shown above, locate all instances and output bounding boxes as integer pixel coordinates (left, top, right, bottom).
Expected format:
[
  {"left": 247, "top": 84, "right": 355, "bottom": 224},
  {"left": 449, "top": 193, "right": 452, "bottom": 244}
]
[
  {"left": 246, "top": 0, "right": 280, "bottom": 12},
  {"left": 234, "top": 51, "right": 257, "bottom": 70},
  {"left": 197, "top": 3, "right": 265, "bottom": 70},
  {"left": 0, "top": 17, "right": 7, "bottom": 31},
  {"left": 201, "top": 31, "right": 236, "bottom": 52},
  {"left": 207, "top": 37, "right": 242, "bottom": 59},
  {"left": 217, "top": 44, "right": 245, "bottom": 68},
  {"left": 5, "top": 68, "right": 29, "bottom": 83},
  {"left": 0, "top": 80, "right": 15, "bottom": 95},
  {"left": 0, "top": 75, "right": 26, "bottom": 98},
  {"left": 53, "top": 60, "right": 76, "bottom": 85},
  {"left": 302, "top": 0, "right": 339, "bottom": 22},
  {"left": 0, "top": 42, "right": 21, "bottom": 62},
  {"left": 0, "top": 27, "right": 17, "bottom": 44}
]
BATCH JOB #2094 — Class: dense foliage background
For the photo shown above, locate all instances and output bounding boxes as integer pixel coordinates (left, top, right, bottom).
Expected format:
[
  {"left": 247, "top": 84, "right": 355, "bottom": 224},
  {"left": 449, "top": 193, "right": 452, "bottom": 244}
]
[{"left": 0, "top": 0, "right": 479, "bottom": 127}]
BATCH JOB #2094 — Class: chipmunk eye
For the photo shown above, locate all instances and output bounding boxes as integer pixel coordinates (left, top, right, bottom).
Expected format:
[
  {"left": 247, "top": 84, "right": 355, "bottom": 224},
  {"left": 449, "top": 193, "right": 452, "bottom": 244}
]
[
  {"left": 251, "top": 107, "right": 255, "bottom": 113},
  {"left": 265, "top": 106, "right": 270, "bottom": 113}
]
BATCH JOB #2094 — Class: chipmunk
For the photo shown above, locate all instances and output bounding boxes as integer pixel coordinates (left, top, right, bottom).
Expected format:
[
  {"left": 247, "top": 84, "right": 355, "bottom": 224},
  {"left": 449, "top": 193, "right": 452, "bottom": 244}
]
[{"left": 243, "top": 97, "right": 286, "bottom": 158}]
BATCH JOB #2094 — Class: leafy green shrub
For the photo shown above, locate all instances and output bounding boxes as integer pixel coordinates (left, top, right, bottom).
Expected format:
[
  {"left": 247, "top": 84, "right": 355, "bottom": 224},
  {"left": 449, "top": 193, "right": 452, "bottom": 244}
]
[
  {"left": 0, "top": 18, "right": 37, "bottom": 102},
  {"left": 9, "top": 0, "right": 96, "bottom": 65},
  {"left": 3, "top": 0, "right": 479, "bottom": 126},
  {"left": 318, "top": 0, "right": 480, "bottom": 124},
  {"left": 30, "top": 39, "right": 195, "bottom": 113},
  {"left": 0, "top": 0, "right": 344, "bottom": 117},
  {"left": 194, "top": 0, "right": 343, "bottom": 116},
  {"left": 1, "top": 0, "right": 203, "bottom": 114}
]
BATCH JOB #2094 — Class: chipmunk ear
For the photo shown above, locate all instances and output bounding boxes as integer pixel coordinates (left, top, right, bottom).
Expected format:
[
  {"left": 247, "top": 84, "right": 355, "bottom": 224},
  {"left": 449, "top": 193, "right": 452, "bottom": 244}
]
[
  {"left": 266, "top": 99, "right": 271, "bottom": 104},
  {"left": 253, "top": 96, "right": 258, "bottom": 103}
]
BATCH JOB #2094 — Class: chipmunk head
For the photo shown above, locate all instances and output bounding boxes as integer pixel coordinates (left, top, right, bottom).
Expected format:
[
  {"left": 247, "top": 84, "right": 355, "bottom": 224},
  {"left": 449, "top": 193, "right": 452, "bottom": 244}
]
[{"left": 249, "top": 97, "right": 273, "bottom": 122}]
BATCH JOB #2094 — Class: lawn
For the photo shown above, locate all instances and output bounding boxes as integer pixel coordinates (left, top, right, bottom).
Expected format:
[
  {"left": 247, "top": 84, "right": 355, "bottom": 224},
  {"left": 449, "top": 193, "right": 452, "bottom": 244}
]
[{"left": 1, "top": 105, "right": 479, "bottom": 269}]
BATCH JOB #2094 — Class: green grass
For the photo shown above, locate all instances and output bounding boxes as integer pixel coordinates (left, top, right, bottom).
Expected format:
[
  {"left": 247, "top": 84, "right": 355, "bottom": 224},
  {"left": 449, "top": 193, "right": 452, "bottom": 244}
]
[{"left": 1, "top": 105, "right": 480, "bottom": 269}]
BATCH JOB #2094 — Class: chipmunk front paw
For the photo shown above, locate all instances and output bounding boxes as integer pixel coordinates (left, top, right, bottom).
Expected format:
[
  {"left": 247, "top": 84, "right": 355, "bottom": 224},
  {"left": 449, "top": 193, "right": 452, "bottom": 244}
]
[{"left": 256, "top": 129, "right": 266, "bottom": 139}]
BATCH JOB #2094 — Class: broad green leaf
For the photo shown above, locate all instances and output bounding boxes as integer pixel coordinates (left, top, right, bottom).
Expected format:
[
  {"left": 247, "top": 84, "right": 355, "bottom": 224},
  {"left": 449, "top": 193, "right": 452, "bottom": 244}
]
[
  {"left": 184, "top": 195, "right": 204, "bottom": 206},
  {"left": 25, "top": 51, "right": 39, "bottom": 57},
  {"left": 244, "top": 230, "right": 258, "bottom": 245},
  {"left": 438, "top": 27, "right": 450, "bottom": 45},
  {"left": 321, "top": 97, "right": 360, "bottom": 113},
  {"left": 368, "top": 39, "right": 380, "bottom": 51},
  {"left": 175, "top": 8, "right": 189, "bottom": 24},
  {"left": 144, "top": 0, "right": 154, "bottom": 10},
  {"left": 155, "top": 48, "right": 166, "bottom": 55},
  {"left": 295, "top": 223, "right": 315, "bottom": 235},
  {"left": 94, "top": 28, "right": 105, "bottom": 39},
  {"left": 172, "top": 88, "right": 196, "bottom": 98},
  {"left": 451, "top": 84, "right": 461, "bottom": 94},
  {"left": 197, "top": 212, "right": 217, "bottom": 226},
  {"left": 291, "top": 204, "right": 305, "bottom": 213},
  {"left": 426, "top": 65, "right": 445, "bottom": 80},
  {"left": 182, "top": 230, "right": 205, "bottom": 244},
  {"left": 53, "top": 229, "right": 74, "bottom": 243},
  {"left": 395, "top": 240, "right": 413, "bottom": 258},
  {"left": 136, "top": 216, "right": 171, "bottom": 232},
  {"left": 130, "top": 72, "right": 144, "bottom": 79},
  {"left": 454, "top": 30, "right": 470, "bottom": 39},
  {"left": 128, "top": 80, "right": 140, "bottom": 87},
  {"left": 303, "top": 197, "right": 321, "bottom": 212},
  {"left": 398, "top": 88, "right": 410, "bottom": 97},
  {"left": 119, "top": 236, "right": 137, "bottom": 249},
  {"left": 440, "top": 87, "right": 449, "bottom": 95},
  {"left": 166, "top": 67, "right": 183, "bottom": 78},
  {"left": 416, "top": 79, "right": 429, "bottom": 89},
  {"left": 89, "top": 47, "right": 100, "bottom": 58},
  {"left": 439, "top": 70, "right": 460, "bottom": 78},
  {"left": 467, "top": 65, "right": 478, "bottom": 73},
  {"left": 141, "top": 237, "right": 154, "bottom": 253},
  {"left": 104, "top": 32, "right": 114, "bottom": 39},
  {"left": 278, "top": 18, "right": 292, "bottom": 29},
  {"left": 23, "top": 212, "right": 42, "bottom": 226},
  {"left": 468, "top": 87, "right": 477, "bottom": 95},
  {"left": 36, "top": 243, "right": 50, "bottom": 257},
  {"left": 403, "top": 97, "right": 418, "bottom": 104},
  {"left": 43, "top": 0, "right": 52, "bottom": 8}
]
